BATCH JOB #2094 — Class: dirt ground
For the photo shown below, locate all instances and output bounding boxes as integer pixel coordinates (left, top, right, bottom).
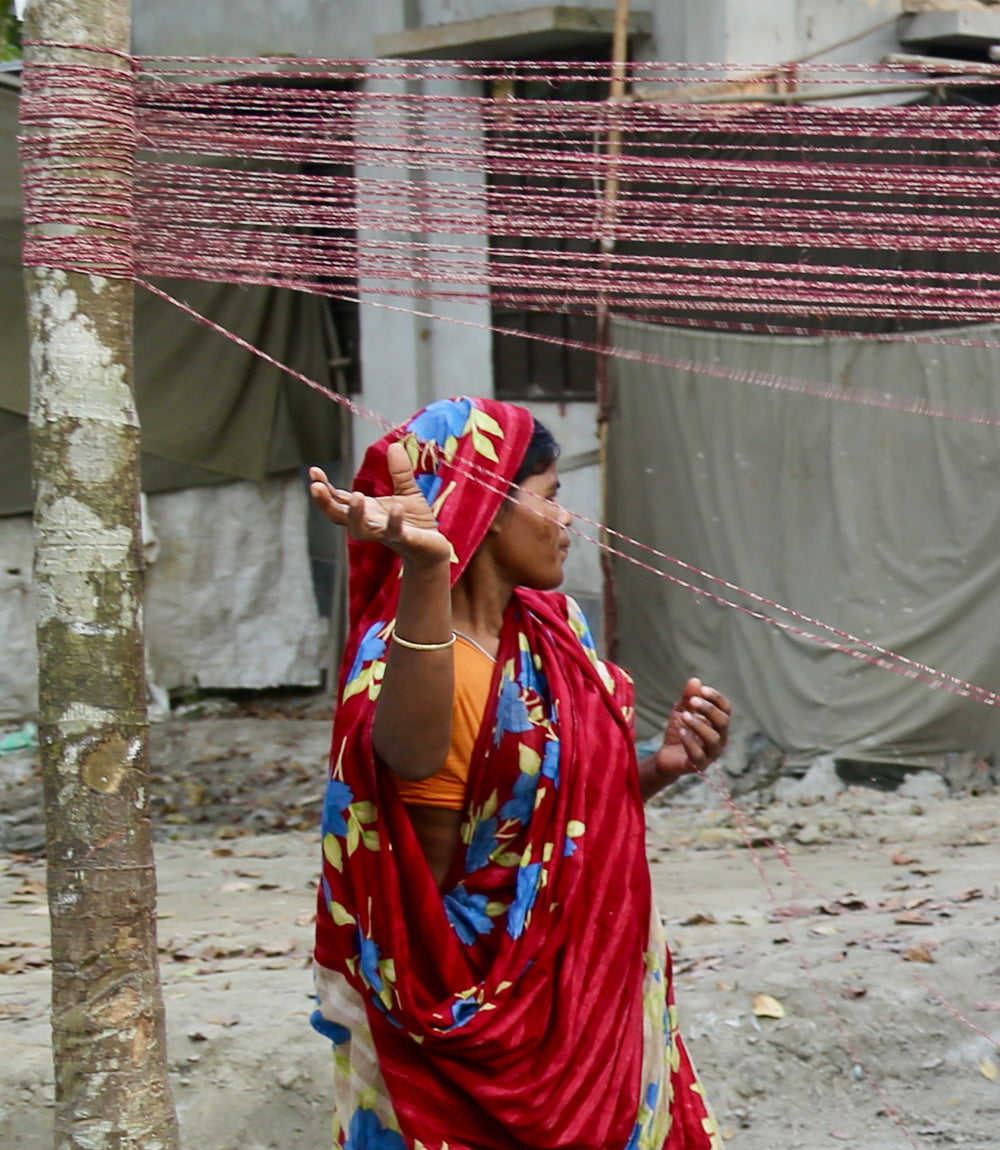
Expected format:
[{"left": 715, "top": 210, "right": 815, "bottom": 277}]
[{"left": 2, "top": 700, "right": 999, "bottom": 1150}]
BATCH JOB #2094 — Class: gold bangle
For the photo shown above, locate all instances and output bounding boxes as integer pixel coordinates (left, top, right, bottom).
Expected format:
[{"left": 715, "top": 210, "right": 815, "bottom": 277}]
[{"left": 391, "top": 630, "right": 456, "bottom": 652}]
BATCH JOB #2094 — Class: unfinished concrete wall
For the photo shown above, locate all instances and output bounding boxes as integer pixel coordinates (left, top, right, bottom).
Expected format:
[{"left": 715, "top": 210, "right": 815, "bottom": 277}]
[{"left": 131, "top": 0, "right": 372, "bottom": 57}]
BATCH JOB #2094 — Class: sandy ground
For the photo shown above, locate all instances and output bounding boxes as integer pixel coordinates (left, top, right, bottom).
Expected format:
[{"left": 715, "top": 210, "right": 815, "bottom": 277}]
[{"left": 2, "top": 705, "right": 999, "bottom": 1150}]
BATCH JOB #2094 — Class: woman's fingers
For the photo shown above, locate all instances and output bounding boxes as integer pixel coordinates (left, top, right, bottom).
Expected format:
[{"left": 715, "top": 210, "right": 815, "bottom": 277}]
[
  {"left": 385, "top": 441, "right": 422, "bottom": 499},
  {"left": 308, "top": 451, "right": 448, "bottom": 560}
]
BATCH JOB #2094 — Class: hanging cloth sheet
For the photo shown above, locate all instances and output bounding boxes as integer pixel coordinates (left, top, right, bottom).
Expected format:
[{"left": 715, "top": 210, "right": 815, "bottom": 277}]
[{"left": 607, "top": 318, "right": 1000, "bottom": 769}]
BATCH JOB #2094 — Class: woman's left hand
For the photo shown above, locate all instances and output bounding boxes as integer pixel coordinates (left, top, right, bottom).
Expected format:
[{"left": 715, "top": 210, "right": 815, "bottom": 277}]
[{"left": 652, "top": 678, "right": 731, "bottom": 785}]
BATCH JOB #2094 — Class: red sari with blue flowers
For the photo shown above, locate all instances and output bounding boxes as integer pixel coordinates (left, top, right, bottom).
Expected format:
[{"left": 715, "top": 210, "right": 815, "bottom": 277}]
[{"left": 312, "top": 397, "right": 720, "bottom": 1150}]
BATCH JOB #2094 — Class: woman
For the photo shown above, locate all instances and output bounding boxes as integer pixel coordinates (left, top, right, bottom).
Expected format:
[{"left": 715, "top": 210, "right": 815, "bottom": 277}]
[{"left": 309, "top": 396, "right": 730, "bottom": 1150}]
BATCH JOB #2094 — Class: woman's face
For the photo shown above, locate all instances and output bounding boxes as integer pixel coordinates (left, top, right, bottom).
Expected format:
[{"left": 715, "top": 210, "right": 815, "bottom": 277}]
[{"left": 486, "top": 462, "right": 572, "bottom": 590}]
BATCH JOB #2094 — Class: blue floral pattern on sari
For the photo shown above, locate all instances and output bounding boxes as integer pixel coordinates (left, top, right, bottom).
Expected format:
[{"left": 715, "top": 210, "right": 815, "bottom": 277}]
[
  {"left": 414, "top": 472, "right": 443, "bottom": 505},
  {"left": 494, "top": 676, "right": 532, "bottom": 744},
  {"left": 407, "top": 396, "right": 472, "bottom": 449},
  {"left": 465, "top": 816, "right": 499, "bottom": 872},
  {"left": 345, "top": 1106, "right": 406, "bottom": 1150},
  {"left": 442, "top": 885, "right": 495, "bottom": 945},
  {"left": 450, "top": 997, "right": 480, "bottom": 1028},
  {"left": 346, "top": 621, "right": 386, "bottom": 685},
  {"left": 357, "top": 928, "right": 384, "bottom": 994},
  {"left": 507, "top": 862, "right": 542, "bottom": 940},
  {"left": 541, "top": 737, "right": 561, "bottom": 787},
  {"left": 322, "top": 778, "right": 354, "bottom": 837},
  {"left": 499, "top": 769, "right": 540, "bottom": 822}
]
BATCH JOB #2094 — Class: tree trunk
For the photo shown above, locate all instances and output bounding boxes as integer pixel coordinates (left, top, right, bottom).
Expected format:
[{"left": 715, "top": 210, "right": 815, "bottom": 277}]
[{"left": 21, "top": 2, "right": 180, "bottom": 1147}]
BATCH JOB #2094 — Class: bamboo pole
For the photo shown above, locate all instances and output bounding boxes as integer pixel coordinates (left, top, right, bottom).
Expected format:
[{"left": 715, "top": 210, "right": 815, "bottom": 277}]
[{"left": 595, "top": 0, "right": 630, "bottom": 660}]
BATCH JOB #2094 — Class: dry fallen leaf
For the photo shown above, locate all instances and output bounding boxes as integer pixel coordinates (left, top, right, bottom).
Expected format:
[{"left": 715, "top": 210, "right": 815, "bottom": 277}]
[
  {"left": 680, "top": 912, "right": 717, "bottom": 926},
  {"left": 205, "top": 1013, "right": 241, "bottom": 1028},
  {"left": 894, "top": 911, "right": 933, "bottom": 926},
  {"left": 980, "top": 1059, "right": 998, "bottom": 1082},
  {"left": 258, "top": 939, "right": 297, "bottom": 957},
  {"left": 903, "top": 944, "right": 935, "bottom": 964},
  {"left": 953, "top": 888, "right": 984, "bottom": 903},
  {"left": 752, "top": 993, "right": 785, "bottom": 1019}
]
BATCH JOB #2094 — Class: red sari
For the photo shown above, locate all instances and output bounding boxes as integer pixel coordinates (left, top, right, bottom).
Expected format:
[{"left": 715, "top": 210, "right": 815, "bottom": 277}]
[{"left": 313, "top": 397, "right": 719, "bottom": 1150}]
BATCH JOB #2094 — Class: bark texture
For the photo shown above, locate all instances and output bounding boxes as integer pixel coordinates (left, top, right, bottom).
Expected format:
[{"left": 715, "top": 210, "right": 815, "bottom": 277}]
[{"left": 22, "top": 1, "right": 180, "bottom": 1146}]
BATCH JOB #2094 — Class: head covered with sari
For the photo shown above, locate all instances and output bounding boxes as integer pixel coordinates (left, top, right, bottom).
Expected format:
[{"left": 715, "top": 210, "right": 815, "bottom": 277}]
[{"left": 314, "top": 397, "right": 715, "bottom": 1150}]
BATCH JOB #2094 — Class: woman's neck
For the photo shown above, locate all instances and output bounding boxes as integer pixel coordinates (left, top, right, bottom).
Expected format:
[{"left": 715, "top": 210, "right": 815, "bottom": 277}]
[{"left": 451, "top": 557, "right": 514, "bottom": 648}]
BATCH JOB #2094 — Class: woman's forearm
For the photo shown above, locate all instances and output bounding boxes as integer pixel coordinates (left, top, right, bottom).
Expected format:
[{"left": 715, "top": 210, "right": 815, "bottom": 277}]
[
  {"left": 371, "top": 555, "right": 455, "bottom": 780},
  {"left": 637, "top": 754, "right": 684, "bottom": 803}
]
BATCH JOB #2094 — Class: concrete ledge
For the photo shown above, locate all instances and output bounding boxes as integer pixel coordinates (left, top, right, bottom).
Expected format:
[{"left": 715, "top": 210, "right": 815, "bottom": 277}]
[
  {"left": 899, "top": 9, "right": 1000, "bottom": 51},
  {"left": 375, "top": 5, "right": 653, "bottom": 60}
]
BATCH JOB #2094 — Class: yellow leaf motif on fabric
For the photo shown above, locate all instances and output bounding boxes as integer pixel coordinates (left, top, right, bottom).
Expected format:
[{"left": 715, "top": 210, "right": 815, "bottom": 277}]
[
  {"left": 344, "top": 802, "right": 378, "bottom": 856},
  {"left": 402, "top": 432, "right": 420, "bottom": 470},
  {"left": 430, "top": 479, "right": 456, "bottom": 518},
  {"left": 377, "top": 960, "right": 396, "bottom": 1011},
  {"left": 342, "top": 660, "right": 384, "bottom": 703},
  {"left": 469, "top": 406, "right": 504, "bottom": 441},
  {"left": 328, "top": 900, "right": 355, "bottom": 927},
  {"left": 323, "top": 832, "right": 343, "bottom": 872},
  {"left": 493, "top": 851, "right": 522, "bottom": 869},
  {"left": 470, "top": 426, "right": 499, "bottom": 462},
  {"left": 332, "top": 737, "right": 347, "bottom": 781},
  {"left": 518, "top": 744, "right": 542, "bottom": 776},
  {"left": 461, "top": 790, "right": 499, "bottom": 844}
]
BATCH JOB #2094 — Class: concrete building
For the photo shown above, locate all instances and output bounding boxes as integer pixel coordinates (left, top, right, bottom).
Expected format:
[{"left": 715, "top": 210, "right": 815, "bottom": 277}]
[
  {"left": 4, "top": 0, "right": 1000, "bottom": 719},
  {"left": 130, "top": 0, "right": 1000, "bottom": 626}
]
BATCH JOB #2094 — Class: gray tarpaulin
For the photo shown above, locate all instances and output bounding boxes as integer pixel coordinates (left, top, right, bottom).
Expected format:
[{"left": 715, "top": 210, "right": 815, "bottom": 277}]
[{"left": 607, "top": 318, "right": 1000, "bottom": 768}]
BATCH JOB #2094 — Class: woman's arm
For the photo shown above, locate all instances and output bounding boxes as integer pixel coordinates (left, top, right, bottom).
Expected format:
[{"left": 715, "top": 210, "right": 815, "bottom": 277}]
[
  {"left": 637, "top": 678, "right": 731, "bottom": 803},
  {"left": 309, "top": 443, "right": 455, "bottom": 781}
]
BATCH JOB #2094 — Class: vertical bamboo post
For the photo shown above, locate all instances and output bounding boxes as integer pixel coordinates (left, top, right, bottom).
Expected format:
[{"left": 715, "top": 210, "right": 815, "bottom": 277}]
[{"left": 595, "top": 0, "right": 630, "bottom": 659}]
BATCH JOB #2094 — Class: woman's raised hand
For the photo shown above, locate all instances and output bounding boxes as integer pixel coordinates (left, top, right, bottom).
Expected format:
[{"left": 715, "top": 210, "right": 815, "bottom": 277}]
[{"left": 309, "top": 443, "right": 452, "bottom": 568}]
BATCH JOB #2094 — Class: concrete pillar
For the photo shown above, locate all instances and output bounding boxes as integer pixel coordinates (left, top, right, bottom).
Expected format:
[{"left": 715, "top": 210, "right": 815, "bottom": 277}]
[{"left": 354, "top": 69, "right": 492, "bottom": 459}]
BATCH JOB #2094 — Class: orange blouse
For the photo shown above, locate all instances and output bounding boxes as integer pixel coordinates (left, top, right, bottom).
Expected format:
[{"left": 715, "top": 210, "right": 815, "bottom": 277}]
[{"left": 392, "top": 636, "right": 495, "bottom": 810}]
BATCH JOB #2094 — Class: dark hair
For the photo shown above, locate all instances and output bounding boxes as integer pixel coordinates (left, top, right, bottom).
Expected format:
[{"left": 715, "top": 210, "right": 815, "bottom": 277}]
[{"left": 512, "top": 419, "right": 560, "bottom": 486}]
